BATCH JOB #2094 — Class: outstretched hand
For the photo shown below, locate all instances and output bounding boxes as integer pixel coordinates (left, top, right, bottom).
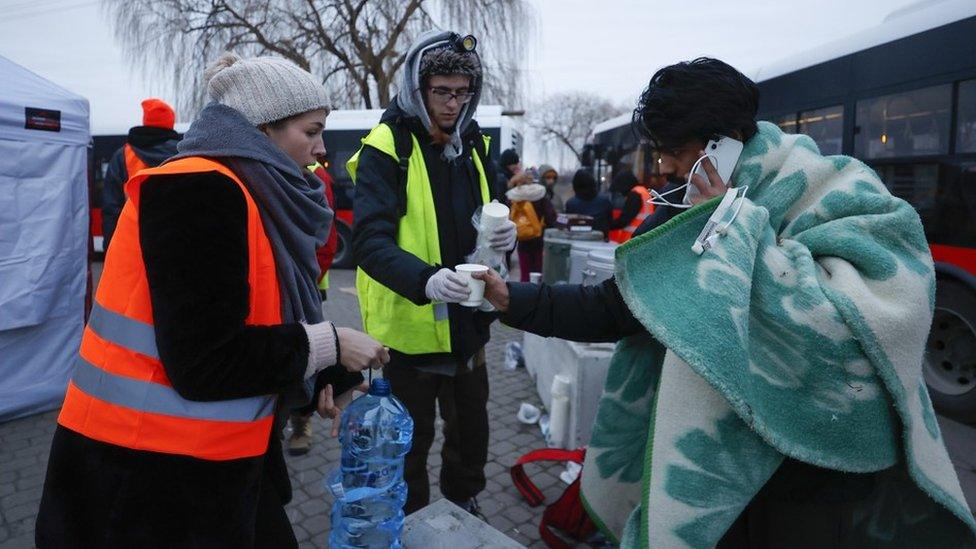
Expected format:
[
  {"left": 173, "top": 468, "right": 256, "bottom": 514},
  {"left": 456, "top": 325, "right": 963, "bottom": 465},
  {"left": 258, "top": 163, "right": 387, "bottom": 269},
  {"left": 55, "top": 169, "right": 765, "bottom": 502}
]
[
  {"left": 472, "top": 268, "right": 509, "bottom": 312},
  {"left": 317, "top": 381, "right": 370, "bottom": 437}
]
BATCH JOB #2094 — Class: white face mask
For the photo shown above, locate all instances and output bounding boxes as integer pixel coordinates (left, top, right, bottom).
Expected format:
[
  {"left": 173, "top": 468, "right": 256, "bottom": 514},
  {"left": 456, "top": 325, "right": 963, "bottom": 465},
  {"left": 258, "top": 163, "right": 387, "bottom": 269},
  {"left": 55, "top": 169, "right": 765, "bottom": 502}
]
[{"left": 647, "top": 153, "right": 717, "bottom": 209}]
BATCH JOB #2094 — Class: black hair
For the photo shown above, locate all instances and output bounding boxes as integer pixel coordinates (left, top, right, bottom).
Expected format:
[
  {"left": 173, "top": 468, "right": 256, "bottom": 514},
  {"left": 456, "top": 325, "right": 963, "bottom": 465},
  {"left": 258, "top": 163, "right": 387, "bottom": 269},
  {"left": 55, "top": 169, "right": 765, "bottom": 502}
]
[
  {"left": 632, "top": 57, "right": 759, "bottom": 149},
  {"left": 420, "top": 46, "right": 481, "bottom": 89},
  {"left": 500, "top": 148, "right": 520, "bottom": 167}
]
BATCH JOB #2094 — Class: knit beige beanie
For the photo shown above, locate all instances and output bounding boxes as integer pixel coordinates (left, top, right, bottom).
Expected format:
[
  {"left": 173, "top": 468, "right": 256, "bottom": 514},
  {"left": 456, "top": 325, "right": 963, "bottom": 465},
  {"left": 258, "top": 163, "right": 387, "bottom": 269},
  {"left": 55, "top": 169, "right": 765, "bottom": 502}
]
[{"left": 204, "top": 53, "right": 331, "bottom": 125}]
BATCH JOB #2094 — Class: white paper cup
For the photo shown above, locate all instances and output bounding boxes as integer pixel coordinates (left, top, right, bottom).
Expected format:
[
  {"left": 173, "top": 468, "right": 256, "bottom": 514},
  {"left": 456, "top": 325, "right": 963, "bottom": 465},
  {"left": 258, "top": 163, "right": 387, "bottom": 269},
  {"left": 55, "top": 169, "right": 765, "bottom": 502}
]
[
  {"left": 480, "top": 201, "right": 510, "bottom": 232},
  {"left": 455, "top": 264, "right": 489, "bottom": 307},
  {"left": 529, "top": 272, "right": 542, "bottom": 284}
]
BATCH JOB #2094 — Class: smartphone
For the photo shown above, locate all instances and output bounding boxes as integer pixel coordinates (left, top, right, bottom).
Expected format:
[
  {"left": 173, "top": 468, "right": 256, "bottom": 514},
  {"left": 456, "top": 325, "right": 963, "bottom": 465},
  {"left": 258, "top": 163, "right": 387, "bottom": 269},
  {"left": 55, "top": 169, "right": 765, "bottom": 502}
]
[{"left": 684, "top": 136, "right": 743, "bottom": 205}]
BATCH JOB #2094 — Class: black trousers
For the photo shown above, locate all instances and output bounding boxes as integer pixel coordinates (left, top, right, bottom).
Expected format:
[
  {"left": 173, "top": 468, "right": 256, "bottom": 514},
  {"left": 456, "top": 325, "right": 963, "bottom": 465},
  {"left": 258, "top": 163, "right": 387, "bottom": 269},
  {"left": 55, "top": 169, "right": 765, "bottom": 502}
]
[{"left": 384, "top": 349, "right": 490, "bottom": 514}]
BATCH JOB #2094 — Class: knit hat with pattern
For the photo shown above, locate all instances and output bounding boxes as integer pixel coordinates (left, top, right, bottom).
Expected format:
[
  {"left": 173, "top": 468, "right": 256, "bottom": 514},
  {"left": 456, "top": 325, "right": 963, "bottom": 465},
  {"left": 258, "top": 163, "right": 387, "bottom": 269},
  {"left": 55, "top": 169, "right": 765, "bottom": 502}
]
[{"left": 204, "top": 53, "right": 331, "bottom": 125}]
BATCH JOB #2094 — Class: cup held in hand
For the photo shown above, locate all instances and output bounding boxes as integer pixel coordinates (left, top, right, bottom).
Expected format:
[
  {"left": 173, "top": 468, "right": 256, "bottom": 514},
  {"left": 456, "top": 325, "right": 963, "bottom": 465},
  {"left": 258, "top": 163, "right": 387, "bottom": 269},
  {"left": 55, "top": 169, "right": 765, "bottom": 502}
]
[
  {"left": 455, "top": 264, "right": 489, "bottom": 307},
  {"left": 480, "top": 201, "right": 510, "bottom": 232}
]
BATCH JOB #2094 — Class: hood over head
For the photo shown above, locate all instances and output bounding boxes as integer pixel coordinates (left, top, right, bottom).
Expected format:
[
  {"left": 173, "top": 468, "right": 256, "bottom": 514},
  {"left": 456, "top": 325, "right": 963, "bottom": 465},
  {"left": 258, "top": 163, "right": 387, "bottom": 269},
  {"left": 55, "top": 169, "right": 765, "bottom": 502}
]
[
  {"left": 573, "top": 169, "right": 598, "bottom": 201},
  {"left": 538, "top": 163, "right": 558, "bottom": 180},
  {"left": 395, "top": 29, "right": 483, "bottom": 161},
  {"left": 500, "top": 148, "right": 520, "bottom": 168}
]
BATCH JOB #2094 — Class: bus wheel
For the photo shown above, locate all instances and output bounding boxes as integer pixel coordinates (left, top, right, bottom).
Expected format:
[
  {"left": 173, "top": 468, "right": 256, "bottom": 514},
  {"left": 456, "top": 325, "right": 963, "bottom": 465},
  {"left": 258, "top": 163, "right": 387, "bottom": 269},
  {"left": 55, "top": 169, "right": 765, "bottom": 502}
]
[
  {"left": 924, "top": 278, "right": 976, "bottom": 424},
  {"left": 331, "top": 219, "right": 355, "bottom": 269}
]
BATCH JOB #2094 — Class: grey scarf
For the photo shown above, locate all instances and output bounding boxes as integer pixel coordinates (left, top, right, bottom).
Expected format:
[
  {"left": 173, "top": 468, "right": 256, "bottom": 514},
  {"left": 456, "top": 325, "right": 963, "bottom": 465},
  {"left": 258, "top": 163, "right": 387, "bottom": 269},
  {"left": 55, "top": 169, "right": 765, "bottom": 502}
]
[{"left": 173, "top": 103, "right": 332, "bottom": 327}]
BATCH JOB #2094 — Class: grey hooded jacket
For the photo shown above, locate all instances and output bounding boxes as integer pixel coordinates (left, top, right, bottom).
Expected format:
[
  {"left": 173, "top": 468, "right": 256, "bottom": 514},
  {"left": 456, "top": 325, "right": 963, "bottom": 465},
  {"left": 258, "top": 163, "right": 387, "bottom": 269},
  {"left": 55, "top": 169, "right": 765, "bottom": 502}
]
[{"left": 395, "top": 29, "right": 482, "bottom": 161}]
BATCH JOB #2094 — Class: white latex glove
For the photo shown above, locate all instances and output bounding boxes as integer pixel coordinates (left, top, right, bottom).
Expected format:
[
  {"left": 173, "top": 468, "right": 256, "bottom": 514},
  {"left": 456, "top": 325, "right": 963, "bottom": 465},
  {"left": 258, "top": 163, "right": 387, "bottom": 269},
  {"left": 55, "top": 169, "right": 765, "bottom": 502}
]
[
  {"left": 425, "top": 268, "right": 471, "bottom": 303},
  {"left": 488, "top": 220, "right": 518, "bottom": 252}
]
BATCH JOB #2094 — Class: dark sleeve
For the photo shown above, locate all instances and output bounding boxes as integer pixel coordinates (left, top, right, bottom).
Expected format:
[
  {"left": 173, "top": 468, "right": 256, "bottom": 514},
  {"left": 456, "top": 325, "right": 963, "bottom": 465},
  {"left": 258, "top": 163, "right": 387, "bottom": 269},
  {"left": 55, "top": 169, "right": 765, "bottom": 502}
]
[
  {"left": 565, "top": 197, "right": 579, "bottom": 214},
  {"left": 635, "top": 203, "right": 680, "bottom": 236},
  {"left": 352, "top": 145, "right": 439, "bottom": 305},
  {"left": 609, "top": 191, "right": 642, "bottom": 230},
  {"left": 140, "top": 173, "right": 312, "bottom": 401},
  {"left": 542, "top": 198, "right": 557, "bottom": 227},
  {"left": 101, "top": 148, "right": 127, "bottom": 247},
  {"left": 500, "top": 277, "right": 644, "bottom": 342}
]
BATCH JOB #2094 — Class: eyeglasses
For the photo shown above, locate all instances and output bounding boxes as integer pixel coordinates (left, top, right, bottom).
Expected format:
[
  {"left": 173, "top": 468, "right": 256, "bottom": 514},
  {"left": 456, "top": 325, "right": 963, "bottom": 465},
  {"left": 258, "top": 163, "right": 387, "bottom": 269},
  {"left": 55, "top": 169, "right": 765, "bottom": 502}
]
[{"left": 428, "top": 87, "right": 475, "bottom": 105}]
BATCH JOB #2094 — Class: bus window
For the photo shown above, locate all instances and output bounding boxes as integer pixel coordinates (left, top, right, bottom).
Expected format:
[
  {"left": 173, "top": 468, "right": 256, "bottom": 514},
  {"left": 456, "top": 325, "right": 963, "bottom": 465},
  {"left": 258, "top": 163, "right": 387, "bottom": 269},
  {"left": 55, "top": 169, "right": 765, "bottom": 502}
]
[
  {"left": 874, "top": 163, "right": 938, "bottom": 222},
  {"left": 773, "top": 113, "right": 798, "bottom": 134},
  {"left": 922, "top": 162, "right": 976, "bottom": 248},
  {"left": 956, "top": 79, "right": 976, "bottom": 154},
  {"left": 799, "top": 105, "right": 843, "bottom": 155},
  {"left": 855, "top": 84, "right": 952, "bottom": 159}
]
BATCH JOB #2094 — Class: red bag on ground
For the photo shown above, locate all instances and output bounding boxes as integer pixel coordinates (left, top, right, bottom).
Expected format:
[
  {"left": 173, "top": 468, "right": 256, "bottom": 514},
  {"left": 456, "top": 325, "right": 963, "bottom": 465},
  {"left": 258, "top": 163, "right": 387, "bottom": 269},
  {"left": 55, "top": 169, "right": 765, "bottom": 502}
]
[{"left": 510, "top": 447, "right": 597, "bottom": 549}]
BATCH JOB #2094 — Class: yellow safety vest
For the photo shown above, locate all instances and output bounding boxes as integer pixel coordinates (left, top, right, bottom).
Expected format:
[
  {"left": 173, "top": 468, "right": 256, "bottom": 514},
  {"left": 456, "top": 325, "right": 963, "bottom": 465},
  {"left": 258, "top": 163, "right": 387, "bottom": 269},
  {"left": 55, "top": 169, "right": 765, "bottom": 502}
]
[{"left": 347, "top": 123, "right": 491, "bottom": 354}]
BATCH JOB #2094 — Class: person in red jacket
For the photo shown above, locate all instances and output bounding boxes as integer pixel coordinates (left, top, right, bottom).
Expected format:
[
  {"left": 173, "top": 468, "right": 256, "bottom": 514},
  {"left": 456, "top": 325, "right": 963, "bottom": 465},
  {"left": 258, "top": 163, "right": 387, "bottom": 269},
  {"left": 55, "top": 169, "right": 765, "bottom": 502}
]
[
  {"left": 287, "top": 163, "right": 340, "bottom": 455},
  {"left": 313, "top": 164, "right": 339, "bottom": 298}
]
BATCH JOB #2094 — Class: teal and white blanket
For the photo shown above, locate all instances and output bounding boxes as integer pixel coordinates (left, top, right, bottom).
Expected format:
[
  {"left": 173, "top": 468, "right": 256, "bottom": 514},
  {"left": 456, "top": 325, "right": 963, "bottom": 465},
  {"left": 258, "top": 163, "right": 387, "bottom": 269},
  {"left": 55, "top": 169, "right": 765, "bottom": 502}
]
[{"left": 580, "top": 122, "right": 976, "bottom": 548}]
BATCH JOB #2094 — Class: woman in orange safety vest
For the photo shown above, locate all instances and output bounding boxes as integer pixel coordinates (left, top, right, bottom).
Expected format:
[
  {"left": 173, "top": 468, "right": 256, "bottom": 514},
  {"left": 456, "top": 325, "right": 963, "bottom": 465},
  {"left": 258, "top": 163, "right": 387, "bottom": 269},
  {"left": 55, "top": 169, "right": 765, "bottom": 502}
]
[{"left": 35, "top": 54, "right": 389, "bottom": 548}]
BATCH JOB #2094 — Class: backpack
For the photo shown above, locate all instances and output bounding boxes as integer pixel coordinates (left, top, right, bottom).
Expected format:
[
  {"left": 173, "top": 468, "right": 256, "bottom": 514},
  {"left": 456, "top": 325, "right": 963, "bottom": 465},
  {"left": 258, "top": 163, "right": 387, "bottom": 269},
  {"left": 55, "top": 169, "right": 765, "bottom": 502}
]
[
  {"left": 510, "top": 200, "right": 544, "bottom": 241},
  {"left": 510, "top": 447, "right": 597, "bottom": 549}
]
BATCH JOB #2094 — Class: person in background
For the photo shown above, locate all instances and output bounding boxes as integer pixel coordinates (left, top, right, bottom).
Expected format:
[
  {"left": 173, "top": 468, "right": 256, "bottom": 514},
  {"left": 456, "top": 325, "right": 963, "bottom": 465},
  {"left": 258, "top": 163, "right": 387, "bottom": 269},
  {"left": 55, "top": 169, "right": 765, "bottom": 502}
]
[
  {"left": 538, "top": 164, "right": 564, "bottom": 212},
  {"left": 36, "top": 53, "right": 389, "bottom": 548},
  {"left": 101, "top": 98, "right": 180, "bottom": 250},
  {"left": 507, "top": 171, "right": 556, "bottom": 281},
  {"left": 350, "top": 30, "right": 516, "bottom": 517},
  {"left": 286, "top": 162, "right": 340, "bottom": 456},
  {"left": 565, "top": 168, "right": 613, "bottom": 236},
  {"left": 312, "top": 163, "right": 339, "bottom": 302},
  {"left": 607, "top": 169, "right": 654, "bottom": 243},
  {"left": 636, "top": 170, "right": 683, "bottom": 233},
  {"left": 497, "top": 147, "right": 533, "bottom": 196}
]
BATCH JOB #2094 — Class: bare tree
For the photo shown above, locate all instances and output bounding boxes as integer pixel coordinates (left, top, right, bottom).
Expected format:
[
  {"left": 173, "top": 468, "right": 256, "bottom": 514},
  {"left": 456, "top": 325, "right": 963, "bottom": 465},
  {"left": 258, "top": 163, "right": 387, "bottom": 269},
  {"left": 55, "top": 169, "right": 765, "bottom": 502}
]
[
  {"left": 103, "top": 0, "right": 533, "bottom": 115},
  {"left": 530, "top": 91, "right": 627, "bottom": 163}
]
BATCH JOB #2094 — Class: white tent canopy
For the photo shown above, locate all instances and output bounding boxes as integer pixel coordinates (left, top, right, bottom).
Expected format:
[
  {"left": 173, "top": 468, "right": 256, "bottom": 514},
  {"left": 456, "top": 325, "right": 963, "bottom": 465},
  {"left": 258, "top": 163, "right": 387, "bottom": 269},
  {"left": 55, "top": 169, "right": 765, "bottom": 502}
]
[{"left": 0, "top": 55, "right": 90, "bottom": 421}]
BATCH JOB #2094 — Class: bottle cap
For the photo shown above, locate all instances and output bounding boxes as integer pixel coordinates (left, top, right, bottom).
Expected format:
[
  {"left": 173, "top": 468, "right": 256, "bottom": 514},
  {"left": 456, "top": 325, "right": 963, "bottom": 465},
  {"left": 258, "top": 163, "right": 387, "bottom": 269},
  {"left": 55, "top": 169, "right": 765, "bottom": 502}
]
[{"left": 369, "top": 378, "right": 391, "bottom": 396}]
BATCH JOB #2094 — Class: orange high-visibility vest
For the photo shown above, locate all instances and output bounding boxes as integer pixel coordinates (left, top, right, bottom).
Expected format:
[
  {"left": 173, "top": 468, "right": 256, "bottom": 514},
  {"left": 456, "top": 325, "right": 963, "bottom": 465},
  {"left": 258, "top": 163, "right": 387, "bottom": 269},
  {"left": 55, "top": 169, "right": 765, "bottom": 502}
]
[
  {"left": 122, "top": 143, "right": 149, "bottom": 179},
  {"left": 59, "top": 157, "right": 282, "bottom": 461},
  {"left": 609, "top": 186, "right": 655, "bottom": 243}
]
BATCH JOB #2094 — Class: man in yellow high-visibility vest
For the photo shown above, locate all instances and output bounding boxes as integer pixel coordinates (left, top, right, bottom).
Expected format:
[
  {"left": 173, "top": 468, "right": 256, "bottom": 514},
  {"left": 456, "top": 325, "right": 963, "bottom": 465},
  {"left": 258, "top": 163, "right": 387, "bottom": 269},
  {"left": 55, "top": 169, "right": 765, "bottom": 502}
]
[{"left": 349, "top": 30, "right": 516, "bottom": 516}]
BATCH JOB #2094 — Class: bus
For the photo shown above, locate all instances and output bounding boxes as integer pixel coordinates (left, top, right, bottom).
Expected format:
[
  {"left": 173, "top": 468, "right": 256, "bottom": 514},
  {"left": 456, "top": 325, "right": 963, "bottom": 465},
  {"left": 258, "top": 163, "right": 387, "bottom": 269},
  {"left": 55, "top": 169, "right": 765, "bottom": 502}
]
[
  {"left": 754, "top": 1, "right": 976, "bottom": 422},
  {"left": 590, "top": 1, "right": 976, "bottom": 422},
  {"left": 90, "top": 105, "right": 523, "bottom": 268}
]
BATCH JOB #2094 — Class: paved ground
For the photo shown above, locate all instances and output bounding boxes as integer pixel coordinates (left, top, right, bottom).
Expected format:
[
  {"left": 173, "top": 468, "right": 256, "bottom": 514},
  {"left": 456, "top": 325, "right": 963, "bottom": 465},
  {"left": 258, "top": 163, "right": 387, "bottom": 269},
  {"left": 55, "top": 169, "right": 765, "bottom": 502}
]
[
  {"left": 0, "top": 268, "right": 564, "bottom": 548},
  {"left": 3, "top": 267, "right": 975, "bottom": 548}
]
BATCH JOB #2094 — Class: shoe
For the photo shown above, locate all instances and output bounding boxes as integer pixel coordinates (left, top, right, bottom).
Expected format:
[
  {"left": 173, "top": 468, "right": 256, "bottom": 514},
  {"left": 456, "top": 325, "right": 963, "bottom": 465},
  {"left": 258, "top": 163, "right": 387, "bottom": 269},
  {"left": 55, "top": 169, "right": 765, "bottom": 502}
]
[
  {"left": 451, "top": 497, "right": 488, "bottom": 522},
  {"left": 287, "top": 414, "right": 313, "bottom": 456}
]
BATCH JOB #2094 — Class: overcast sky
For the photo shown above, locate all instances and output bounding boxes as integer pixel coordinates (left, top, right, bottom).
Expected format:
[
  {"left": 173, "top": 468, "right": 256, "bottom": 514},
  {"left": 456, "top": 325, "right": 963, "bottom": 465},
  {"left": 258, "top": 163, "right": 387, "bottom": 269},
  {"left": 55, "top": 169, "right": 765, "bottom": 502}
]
[{"left": 0, "top": 0, "right": 922, "bottom": 163}]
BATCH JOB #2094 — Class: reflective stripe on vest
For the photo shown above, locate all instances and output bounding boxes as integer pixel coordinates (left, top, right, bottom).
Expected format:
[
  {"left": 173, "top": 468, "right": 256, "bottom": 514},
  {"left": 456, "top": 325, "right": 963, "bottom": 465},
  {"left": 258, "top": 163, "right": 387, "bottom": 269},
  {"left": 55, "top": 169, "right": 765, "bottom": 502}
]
[
  {"left": 123, "top": 144, "right": 149, "bottom": 179},
  {"left": 346, "top": 123, "right": 491, "bottom": 354},
  {"left": 625, "top": 186, "right": 654, "bottom": 234},
  {"left": 58, "top": 156, "right": 281, "bottom": 461}
]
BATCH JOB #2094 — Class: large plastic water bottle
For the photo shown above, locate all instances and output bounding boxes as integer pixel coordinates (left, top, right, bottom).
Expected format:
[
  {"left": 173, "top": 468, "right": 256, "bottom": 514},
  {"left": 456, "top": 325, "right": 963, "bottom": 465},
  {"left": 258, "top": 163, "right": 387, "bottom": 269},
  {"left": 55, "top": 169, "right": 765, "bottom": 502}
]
[{"left": 327, "top": 378, "right": 413, "bottom": 548}]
